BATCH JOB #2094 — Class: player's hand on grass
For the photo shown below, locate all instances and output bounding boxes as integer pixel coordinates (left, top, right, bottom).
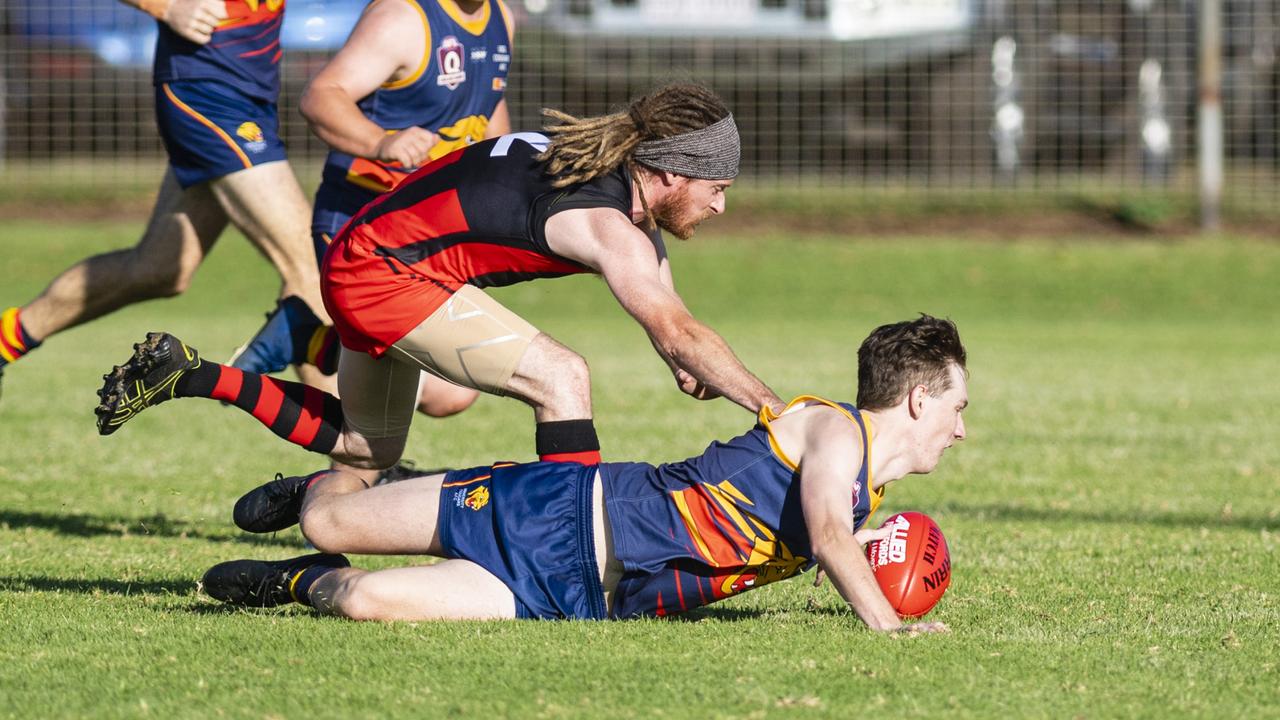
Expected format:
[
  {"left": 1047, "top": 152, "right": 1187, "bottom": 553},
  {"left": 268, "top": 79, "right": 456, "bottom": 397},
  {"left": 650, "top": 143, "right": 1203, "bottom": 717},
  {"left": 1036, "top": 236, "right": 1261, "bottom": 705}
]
[
  {"left": 376, "top": 127, "right": 440, "bottom": 170},
  {"left": 673, "top": 368, "right": 722, "bottom": 401},
  {"left": 890, "top": 622, "right": 950, "bottom": 637},
  {"left": 163, "top": 0, "right": 228, "bottom": 45}
]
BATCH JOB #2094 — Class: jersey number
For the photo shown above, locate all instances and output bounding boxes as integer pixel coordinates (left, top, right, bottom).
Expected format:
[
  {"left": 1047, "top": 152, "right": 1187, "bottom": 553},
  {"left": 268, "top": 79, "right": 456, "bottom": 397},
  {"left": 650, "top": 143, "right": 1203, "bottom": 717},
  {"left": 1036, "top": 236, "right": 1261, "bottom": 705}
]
[{"left": 490, "top": 132, "right": 550, "bottom": 157}]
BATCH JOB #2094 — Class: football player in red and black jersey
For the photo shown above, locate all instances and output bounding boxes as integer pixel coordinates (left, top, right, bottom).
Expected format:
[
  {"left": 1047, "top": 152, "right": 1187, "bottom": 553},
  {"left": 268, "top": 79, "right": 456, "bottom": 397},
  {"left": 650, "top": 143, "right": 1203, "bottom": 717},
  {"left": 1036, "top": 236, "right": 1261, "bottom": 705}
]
[
  {"left": 230, "top": 0, "right": 522, "bottom": 426},
  {"left": 96, "top": 83, "right": 782, "bottom": 473}
]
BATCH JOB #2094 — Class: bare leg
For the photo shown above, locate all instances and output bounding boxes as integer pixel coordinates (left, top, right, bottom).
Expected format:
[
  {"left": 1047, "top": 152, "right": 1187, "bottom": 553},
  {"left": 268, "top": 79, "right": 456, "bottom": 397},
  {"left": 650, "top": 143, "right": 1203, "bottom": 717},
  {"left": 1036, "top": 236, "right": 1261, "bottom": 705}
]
[
  {"left": 301, "top": 471, "right": 618, "bottom": 621},
  {"left": 500, "top": 333, "right": 593, "bottom": 422},
  {"left": 300, "top": 470, "right": 446, "bottom": 554},
  {"left": 20, "top": 170, "right": 227, "bottom": 339},
  {"left": 207, "top": 161, "right": 329, "bottom": 321},
  {"left": 309, "top": 561, "right": 517, "bottom": 621},
  {"left": 327, "top": 347, "right": 421, "bottom": 470},
  {"left": 311, "top": 367, "right": 478, "bottom": 485}
]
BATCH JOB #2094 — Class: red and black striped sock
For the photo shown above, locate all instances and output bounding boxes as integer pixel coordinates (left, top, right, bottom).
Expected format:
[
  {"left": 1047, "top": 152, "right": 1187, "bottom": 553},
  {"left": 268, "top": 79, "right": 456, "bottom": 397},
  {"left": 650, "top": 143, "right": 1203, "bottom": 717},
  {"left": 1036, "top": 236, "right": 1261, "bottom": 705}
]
[
  {"left": 536, "top": 419, "right": 601, "bottom": 465},
  {"left": 175, "top": 362, "right": 343, "bottom": 454},
  {"left": 0, "top": 307, "right": 41, "bottom": 368}
]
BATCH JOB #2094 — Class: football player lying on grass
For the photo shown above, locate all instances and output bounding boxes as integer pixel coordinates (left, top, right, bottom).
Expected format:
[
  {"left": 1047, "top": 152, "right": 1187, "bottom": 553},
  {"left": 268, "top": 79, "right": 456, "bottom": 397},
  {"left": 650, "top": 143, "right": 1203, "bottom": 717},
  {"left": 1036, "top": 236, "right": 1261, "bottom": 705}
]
[{"left": 202, "top": 315, "right": 966, "bottom": 633}]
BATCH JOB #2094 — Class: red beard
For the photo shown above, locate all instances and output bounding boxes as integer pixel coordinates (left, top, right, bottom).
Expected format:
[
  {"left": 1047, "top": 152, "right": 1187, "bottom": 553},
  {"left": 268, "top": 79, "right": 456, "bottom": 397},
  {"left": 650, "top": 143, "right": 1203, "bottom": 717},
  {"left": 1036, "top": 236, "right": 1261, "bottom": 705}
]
[{"left": 651, "top": 185, "right": 712, "bottom": 240}]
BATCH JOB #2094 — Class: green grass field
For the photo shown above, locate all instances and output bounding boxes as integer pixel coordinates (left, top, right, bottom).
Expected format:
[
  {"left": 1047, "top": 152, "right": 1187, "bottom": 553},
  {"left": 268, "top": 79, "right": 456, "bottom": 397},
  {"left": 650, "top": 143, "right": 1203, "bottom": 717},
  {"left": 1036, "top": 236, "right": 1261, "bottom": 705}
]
[{"left": 1, "top": 217, "right": 1277, "bottom": 718}]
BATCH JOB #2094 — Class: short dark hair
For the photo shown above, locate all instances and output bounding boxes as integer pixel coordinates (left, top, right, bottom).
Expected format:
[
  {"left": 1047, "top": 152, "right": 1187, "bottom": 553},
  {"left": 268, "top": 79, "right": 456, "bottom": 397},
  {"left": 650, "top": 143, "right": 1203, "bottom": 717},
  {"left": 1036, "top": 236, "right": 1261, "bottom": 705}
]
[{"left": 857, "top": 315, "right": 967, "bottom": 411}]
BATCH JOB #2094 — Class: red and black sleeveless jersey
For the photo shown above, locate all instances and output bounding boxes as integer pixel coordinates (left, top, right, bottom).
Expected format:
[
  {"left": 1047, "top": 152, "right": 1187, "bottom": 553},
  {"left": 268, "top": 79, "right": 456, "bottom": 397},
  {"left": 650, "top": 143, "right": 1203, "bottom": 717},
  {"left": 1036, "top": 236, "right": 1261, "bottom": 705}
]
[{"left": 320, "top": 132, "right": 639, "bottom": 356}]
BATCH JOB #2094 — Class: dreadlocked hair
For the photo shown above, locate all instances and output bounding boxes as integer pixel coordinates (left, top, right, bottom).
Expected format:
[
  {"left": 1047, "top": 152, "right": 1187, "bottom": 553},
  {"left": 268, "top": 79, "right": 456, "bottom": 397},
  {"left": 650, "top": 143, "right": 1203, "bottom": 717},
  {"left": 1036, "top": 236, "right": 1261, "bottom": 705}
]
[{"left": 538, "top": 83, "right": 731, "bottom": 190}]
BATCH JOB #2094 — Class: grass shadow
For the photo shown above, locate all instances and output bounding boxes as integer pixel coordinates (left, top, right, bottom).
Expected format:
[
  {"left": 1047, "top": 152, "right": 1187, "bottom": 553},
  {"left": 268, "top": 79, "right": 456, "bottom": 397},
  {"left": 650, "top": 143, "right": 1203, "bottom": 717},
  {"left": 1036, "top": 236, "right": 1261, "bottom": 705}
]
[
  {"left": 664, "top": 606, "right": 793, "bottom": 622},
  {"left": 183, "top": 602, "right": 280, "bottom": 617},
  {"left": 0, "top": 575, "right": 193, "bottom": 596},
  {"left": 0, "top": 509, "right": 303, "bottom": 547}
]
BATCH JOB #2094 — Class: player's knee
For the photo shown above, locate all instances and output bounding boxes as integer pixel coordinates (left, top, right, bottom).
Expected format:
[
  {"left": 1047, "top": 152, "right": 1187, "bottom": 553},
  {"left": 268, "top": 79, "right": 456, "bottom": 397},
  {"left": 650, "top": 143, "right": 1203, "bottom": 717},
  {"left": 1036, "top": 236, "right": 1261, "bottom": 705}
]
[
  {"left": 298, "top": 503, "right": 344, "bottom": 553},
  {"left": 298, "top": 502, "right": 335, "bottom": 550},
  {"left": 523, "top": 350, "right": 590, "bottom": 415},
  {"left": 364, "top": 441, "right": 403, "bottom": 471},
  {"left": 417, "top": 386, "right": 479, "bottom": 418},
  {"left": 331, "top": 433, "right": 404, "bottom": 471},
  {"left": 548, "top": 351, "right": 590, "bottom": 400}
]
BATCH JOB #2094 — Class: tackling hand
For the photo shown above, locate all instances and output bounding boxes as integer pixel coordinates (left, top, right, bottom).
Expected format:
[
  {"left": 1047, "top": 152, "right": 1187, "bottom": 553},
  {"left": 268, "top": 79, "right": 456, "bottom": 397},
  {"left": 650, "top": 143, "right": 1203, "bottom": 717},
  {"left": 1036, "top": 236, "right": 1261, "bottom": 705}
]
[{"left": 674, "top": 368, "right": 721, "bottom": 401}]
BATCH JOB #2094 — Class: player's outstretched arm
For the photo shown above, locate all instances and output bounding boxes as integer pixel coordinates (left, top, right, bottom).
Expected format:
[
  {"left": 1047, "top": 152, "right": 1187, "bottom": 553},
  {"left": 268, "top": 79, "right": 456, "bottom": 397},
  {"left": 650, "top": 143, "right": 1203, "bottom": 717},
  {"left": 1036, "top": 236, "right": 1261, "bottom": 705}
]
[
  {"left": 797, "top": 409, "right": 947, "bottom": 634},
  {"left": 123, "top": 0, "right": 227, "bottom": 45},
  {"left": 299, "top": 0, "right": 438, "bottom": 167},
  {"left": 548, "top": 209, "right": 781, "bottom": 413}
]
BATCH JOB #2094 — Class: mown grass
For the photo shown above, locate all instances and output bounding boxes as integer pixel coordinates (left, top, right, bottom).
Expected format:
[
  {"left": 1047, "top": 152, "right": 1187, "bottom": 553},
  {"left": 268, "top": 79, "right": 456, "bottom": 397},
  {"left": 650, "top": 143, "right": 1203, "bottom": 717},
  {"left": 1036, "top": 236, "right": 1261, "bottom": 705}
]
[{"left": 0, "top": 218, "right": 1277, "bottom": 718}]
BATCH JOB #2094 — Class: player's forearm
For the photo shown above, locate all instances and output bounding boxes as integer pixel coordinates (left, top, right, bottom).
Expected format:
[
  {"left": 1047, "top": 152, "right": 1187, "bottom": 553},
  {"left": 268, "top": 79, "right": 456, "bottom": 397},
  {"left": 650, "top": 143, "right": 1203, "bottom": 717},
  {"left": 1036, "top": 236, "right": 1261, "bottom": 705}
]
[
  {"left": 300, "top": 85, "right": 388, "bottom": 159},
  {"left": 655, "top": 319, "right": 780, "bottom": 413},
  {"left": 813, "top": 532, "right": 902, "bottom": 631}
]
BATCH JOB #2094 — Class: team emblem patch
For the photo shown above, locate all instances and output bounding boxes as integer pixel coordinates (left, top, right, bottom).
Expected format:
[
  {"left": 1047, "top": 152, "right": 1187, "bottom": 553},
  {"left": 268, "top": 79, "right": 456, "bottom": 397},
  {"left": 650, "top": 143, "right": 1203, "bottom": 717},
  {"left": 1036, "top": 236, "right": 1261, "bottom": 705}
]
[
  {"left": 492, "top": 77, "right": 506, "bottom": 91},
  {"left": 436, "top": 36, "right": 467, "bottom": 90},
  {"left": 236, "top": 122, "right": 267, "bottom": 153},
  {"left": 463, "top": 485, "right": 490, "bottom": 511}
]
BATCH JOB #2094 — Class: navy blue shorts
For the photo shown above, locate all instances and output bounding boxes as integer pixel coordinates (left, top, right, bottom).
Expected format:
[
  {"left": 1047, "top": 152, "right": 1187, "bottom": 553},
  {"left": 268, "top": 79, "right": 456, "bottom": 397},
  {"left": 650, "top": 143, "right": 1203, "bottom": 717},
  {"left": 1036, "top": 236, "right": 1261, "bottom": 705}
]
[
  {"left": 311, "top": 180, "right": 377, "bottom": 267},
  {"left": 437, "top": 462, "right": 607, "bottom": 620},
  {"left": 155, "top": 80, "right": 287, "bottom": 188}
]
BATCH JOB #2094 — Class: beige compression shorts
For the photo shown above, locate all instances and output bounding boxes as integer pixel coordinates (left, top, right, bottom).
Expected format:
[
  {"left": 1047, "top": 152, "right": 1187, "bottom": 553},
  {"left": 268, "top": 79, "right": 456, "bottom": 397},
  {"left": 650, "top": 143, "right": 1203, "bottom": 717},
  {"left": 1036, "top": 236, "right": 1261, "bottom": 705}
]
[{"left": 339, "top": 285, "right": 539, "bottom": 439}]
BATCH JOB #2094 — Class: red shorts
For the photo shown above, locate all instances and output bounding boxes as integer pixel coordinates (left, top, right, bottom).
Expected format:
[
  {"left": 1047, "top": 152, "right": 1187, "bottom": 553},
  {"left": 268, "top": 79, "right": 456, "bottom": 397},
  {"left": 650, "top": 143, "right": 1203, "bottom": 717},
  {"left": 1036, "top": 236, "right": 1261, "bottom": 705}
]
[{"left": 320, "top": 227, "right": 457, "bottom": 357}]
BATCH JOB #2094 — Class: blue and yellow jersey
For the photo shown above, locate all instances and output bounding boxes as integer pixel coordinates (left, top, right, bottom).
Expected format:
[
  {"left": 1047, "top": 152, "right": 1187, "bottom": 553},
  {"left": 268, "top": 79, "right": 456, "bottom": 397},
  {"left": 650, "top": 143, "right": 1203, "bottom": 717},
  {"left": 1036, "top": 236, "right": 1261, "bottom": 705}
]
[
  {"left": 601, "top": 396, "right": 884, "bottom": 619},
  {"left": 154, "top": 0, "right": 286, "bottom": 102},
  {"left": 319, "top": 0, "right": 513, "bottom": 205}
]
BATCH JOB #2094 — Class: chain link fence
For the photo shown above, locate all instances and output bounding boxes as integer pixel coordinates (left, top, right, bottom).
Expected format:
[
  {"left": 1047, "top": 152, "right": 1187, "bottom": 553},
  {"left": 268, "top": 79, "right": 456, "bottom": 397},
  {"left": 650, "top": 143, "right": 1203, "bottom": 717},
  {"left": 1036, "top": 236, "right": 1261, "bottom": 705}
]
[{"left": 2, "top": 1, "right": 1277, "bottom": 208}]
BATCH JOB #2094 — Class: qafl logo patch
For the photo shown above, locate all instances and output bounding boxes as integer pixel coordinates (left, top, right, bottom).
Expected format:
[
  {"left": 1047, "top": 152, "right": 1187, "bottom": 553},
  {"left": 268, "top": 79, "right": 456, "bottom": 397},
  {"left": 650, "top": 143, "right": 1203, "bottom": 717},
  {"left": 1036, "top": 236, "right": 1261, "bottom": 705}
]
[
  {"left": 436, "top": 36, "right": 467, "bottom": 90},
  {"left": 462, "top": 485, "right": 489, "bottom": 511},
  {"left": 236, "top": 121, "right": 267, "bottom": 153}
]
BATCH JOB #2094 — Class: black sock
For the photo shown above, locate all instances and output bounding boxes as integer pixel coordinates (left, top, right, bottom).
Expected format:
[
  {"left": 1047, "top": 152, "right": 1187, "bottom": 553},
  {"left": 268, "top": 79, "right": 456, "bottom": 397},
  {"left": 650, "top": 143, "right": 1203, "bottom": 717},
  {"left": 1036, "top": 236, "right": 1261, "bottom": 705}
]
[
  {"left": 289, "top": 563, "right": 342, "bottom": 606},
  {"left": 536, "top": 419, "right": 601, "bottom": 464}
]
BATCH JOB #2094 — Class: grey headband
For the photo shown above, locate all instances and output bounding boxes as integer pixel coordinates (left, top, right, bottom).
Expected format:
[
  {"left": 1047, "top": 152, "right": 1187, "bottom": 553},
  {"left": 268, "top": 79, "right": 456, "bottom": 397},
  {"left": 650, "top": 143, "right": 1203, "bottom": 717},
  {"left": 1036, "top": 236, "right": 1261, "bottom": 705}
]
[{"left": 632, "top": 114, "right": 740, "bottom": 180}]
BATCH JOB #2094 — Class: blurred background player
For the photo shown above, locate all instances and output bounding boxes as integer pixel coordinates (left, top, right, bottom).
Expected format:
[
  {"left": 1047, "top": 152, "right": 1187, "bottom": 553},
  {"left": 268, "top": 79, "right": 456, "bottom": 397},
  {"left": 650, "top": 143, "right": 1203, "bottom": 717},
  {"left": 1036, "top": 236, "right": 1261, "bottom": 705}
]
[
  {"left": 95, "top": 83, "right": 782, "bottom": 472},
  {"left": 201, "top": 315, "right": 965, "bottom": 634},
  {"left": 0, "top": 0, "right": 326, "bottom": 400},
  {"left": 231, "top": 0, "right": 519, "bottom": 429}
]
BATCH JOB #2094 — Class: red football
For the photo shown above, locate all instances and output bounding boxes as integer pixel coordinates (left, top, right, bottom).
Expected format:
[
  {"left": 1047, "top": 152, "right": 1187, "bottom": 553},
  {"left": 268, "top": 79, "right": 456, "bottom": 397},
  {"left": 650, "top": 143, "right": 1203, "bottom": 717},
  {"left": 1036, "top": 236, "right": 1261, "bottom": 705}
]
[{"left": 864, "top": 511, "right": 951, "bottom": 618}]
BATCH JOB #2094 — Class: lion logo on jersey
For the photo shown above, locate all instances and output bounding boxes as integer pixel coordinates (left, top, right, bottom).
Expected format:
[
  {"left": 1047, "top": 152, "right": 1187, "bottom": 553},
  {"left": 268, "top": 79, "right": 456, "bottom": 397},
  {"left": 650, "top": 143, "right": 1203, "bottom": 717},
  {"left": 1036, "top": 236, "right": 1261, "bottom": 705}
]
[{"left": 463, "top": 485, "right": 490, "bottom": 511}]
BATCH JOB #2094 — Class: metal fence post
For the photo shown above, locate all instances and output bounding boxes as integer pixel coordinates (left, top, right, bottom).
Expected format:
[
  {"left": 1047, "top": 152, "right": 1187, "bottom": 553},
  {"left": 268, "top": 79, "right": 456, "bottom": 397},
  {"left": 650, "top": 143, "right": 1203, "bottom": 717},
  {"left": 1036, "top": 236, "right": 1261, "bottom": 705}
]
[
  {"left": 0, "top": 28, "right": 7, "bottom": 173},
  {"left": 1198, "top": 0, "right": 1224, "bottom": 231}
]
